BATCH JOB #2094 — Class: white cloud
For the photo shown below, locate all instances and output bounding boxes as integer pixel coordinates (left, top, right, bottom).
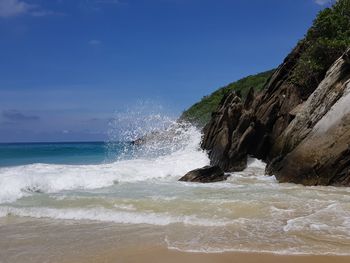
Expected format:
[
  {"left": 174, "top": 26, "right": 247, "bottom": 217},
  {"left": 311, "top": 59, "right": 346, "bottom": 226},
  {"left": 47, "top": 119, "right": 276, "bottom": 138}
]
[
  {"left": 0, "top": 0, "right": 32, "bottom": 18},
  {"left": 88, "top": 39, "right": 102, "bottom": 45},
  {"left": 0, "top": 0, "right": 61, "bottom": 18},
  {"left": 31, "top": 10, "right": 65, "bottom": 17}
]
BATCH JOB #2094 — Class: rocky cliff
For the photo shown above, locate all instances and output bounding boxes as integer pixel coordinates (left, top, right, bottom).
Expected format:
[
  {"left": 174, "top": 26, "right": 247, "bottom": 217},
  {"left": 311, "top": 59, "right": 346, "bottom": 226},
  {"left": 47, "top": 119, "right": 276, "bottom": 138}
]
[
  {"left": 199, "top": 0, "right": 350, "bottom": 186},
  {"left": 201, "top": 47, "right": 350, "bottom": 186},
  {"left": 268, "top": 49, "right": 350, "bottom": 186},
  {"left": 202, "top": 42, "right": 311, "bottom": 172}
]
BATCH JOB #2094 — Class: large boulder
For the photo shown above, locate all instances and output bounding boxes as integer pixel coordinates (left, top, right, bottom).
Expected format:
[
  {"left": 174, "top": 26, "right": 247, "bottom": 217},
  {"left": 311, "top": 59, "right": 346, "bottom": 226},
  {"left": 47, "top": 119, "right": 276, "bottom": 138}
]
[
  {"left": 267, "top": 49, "right": 350, "bottom": 186},
  {"left": 179, "top": 166, "right": 228, "bottom": 183}
]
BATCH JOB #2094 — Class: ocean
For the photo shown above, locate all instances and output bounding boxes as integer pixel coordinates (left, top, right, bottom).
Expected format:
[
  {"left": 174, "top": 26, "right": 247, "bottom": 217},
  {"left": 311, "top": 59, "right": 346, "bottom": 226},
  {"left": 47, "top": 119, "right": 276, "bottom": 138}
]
[
  {"left": 0, "top": 142, "right": 112, "bottom": 167},
  {"left": 0, "top": 124, "right": 350, "bottom": 262}
]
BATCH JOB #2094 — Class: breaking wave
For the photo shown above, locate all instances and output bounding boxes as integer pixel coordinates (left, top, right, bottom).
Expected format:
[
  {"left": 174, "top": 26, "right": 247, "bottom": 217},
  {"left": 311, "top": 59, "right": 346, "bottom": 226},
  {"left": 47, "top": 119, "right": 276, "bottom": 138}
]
[{"left": 0, "top": 122, "right": 209, "bottom": 204}]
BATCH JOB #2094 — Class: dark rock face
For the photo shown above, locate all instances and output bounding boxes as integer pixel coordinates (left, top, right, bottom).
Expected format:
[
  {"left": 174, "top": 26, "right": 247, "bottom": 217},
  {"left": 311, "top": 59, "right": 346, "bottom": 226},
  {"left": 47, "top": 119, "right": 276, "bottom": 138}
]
[
  {"left": 179, "top": 166, "right": 228, "bottom": 183},
  {"left": 202, "top": 44, "right": 307, "bottom": 171},
  {"left": 201, "top": 92, "right": 247, "bottom": 171},
  {"left": 268, "top": 49, "right": 350, "bottom": 186},
  {"left": 201, "top": 47, "right": 350, "bottom": 186}
]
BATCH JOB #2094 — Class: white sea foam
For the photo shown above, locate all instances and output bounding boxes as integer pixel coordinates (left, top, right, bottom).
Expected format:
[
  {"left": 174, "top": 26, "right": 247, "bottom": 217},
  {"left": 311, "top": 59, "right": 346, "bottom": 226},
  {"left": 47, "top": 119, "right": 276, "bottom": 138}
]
[
  {"left": 0, "top": 206, "right": 229, "bottom": 227},
  {"left": 246, "top": 157, "right": 266, "bottom": 169},
  {"left": 283, "top": 203, "right": 350, "bottom": 237},
  {"left": 165, "top": 245, "right": 350, "bottom": 256},
  {"left": 0, "top": 125, "right": 209, "bottom": 204}
]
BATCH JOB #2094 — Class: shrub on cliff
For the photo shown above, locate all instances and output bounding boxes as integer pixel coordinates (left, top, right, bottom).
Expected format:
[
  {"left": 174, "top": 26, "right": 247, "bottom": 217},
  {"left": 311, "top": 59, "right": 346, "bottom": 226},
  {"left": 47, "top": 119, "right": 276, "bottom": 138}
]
[
  {"left": 180, "top": 70, "right": 274, "bottom": 127},
  {"left": 291, "top": 0, "right": 350, "bottom": 94}
]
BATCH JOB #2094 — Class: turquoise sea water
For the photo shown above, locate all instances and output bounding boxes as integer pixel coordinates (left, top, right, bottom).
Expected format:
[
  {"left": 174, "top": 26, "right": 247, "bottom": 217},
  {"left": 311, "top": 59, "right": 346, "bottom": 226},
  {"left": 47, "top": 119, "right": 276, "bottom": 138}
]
[{"left": 0, "top": 142, "right": 127, "bottom": 167}]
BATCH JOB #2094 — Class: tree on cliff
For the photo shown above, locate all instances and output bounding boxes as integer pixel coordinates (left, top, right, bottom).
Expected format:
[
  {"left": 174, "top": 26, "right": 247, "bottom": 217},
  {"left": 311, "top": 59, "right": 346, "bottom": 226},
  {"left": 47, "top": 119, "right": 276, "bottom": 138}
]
[
  {"left": 291, "top": 0, "right": 350, "bottom": 94},
  {"left": 180, "top": 70, "right": 274, "bottom": 127}
]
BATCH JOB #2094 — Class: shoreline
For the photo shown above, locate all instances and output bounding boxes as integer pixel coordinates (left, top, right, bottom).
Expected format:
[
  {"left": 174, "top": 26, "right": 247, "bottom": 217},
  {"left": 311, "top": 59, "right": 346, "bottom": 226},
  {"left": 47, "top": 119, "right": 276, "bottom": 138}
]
[
  {"left": 63, "top": 246, "right": 350, "bottom": 263},
  {"left": 2, "top": 215, "right": 350, "bottom": 263}
]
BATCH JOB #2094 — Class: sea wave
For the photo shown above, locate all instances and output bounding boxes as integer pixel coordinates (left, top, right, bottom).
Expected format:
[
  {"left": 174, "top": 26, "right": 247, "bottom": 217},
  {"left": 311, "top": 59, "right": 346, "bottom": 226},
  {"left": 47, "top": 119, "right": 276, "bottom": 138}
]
[
  {"left": 0, "top": 206, "right": 229, "bottom": 226},
  {"left": 0, "top": 124, "right": 209, "bottom": 204}
]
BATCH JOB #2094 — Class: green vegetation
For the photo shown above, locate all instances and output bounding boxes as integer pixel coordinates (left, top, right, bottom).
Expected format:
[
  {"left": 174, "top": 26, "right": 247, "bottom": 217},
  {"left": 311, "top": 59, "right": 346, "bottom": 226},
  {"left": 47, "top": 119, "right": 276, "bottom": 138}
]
[
  {"left": 291, "top": 0, "right": 350, "bottom": 93},
  {"left": 182, "top": 0, "right": 350, "bottom": 127},
  {"left": 180, "top": 70, "right": 274, "bottom": 127}
]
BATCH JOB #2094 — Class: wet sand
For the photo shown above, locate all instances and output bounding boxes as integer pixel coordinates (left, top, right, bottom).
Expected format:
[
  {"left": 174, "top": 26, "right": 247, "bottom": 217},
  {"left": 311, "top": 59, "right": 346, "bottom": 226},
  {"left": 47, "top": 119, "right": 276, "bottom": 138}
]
[
  {"left": 65, "top": 246, "right": 350, "bottom": 263},
  {"left": 1, "top": 217, "right": 350, "bottom": 263}
]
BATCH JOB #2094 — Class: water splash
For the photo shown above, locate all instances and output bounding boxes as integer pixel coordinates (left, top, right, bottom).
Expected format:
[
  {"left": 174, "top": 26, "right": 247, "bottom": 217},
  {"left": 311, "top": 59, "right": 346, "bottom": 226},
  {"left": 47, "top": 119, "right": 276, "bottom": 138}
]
[
  {"left": 0, "top": 102, "right": 209, "bottom": 204},
  {"left": 107, "top": 101, "right": 199, "bottom": 160}
]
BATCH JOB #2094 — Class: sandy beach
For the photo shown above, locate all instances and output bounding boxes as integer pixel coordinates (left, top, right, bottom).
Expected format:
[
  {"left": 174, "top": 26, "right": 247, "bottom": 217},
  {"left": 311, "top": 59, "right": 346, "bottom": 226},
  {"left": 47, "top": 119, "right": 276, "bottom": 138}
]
[
  {"left": 2, "top": 216, "right": 350, "bottom": 263},
  {"left": 64, "top": 246, "right": 350, "bottom": 263}
]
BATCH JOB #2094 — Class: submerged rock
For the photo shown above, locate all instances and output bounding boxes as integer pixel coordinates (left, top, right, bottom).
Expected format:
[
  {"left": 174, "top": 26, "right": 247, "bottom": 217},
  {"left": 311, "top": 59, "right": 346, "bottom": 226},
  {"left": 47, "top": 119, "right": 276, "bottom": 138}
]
[{"left": 179, "top": 165, "right": 228, "bottom": 183}]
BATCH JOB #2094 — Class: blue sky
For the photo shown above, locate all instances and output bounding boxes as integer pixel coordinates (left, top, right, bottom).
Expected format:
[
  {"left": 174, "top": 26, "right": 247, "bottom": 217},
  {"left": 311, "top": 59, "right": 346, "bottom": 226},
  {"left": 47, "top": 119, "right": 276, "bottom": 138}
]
[{"left": 0, "top": 0, "right": 332, "bottom": 142}]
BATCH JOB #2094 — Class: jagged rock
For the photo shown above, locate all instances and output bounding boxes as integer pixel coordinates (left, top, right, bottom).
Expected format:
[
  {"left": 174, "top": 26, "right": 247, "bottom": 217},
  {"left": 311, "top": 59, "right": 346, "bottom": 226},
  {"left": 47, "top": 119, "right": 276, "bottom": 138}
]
[
  {"left": 201, "top": 43, "right": 308, "bottom": 173},
  {"left": 200, "top": 45, "right": 350, "bottom": 186},
  {"left": 201, "top": 92, "right": 245, "bottom": 171},
  {"left": 244, "top": 87, "right": 255, "bottom": 109},
  {"left": 343, "top": 48, "right": 350, "bottom": 64},
  {"left": 270, "top": 50, "right": 350, "bottom": 158},
  {"left": 179, "top": 166, "right": 228, "bottom": 183},
  {"left": 268, "top": 49, "right": 350, "bottom": 186}
]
